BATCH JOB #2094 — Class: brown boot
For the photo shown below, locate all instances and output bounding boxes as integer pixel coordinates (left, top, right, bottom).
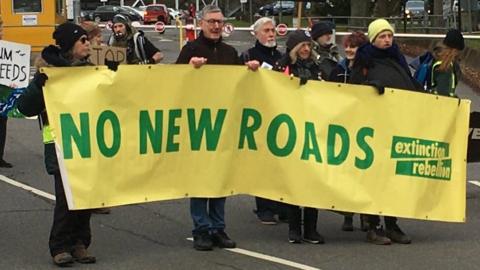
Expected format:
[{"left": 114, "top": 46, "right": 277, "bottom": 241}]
[
  {"left": 71, "top": 243, "right": 96, "bottom": 264},
  {"left": 52, "top": 252, "right": 74, "bottom": 267}
]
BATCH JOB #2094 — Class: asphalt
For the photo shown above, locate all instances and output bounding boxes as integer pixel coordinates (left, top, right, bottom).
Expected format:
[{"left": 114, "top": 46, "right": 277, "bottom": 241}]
[{"left": 1, "top": 28, "right": 479, "bottom": 270}]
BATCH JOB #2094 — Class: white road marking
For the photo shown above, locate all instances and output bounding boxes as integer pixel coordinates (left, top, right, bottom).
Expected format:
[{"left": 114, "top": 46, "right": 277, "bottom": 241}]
[
  {"left": 469, "top": 180, "right": 480, "bottom": 188},
  {"left": 0, "top": 174, "right": 55, "bottom": 201},
  {"left": 186, "top": 237, "right": 321, "bottom": 270},
  {"left": 1, "top": 174, "right": 319, "bottom": 269}
]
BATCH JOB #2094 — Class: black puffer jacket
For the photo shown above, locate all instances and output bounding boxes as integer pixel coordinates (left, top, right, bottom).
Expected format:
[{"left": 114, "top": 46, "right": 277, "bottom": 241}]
[
  {"left": 275, "top": 54, "right": 322, "bottom": 85},
  {"left": 350, "top": 43, "right": 422, "bottom": 91},
  {"left": 17, "top": 45, "right": 91, "bottom": 174},
  {"left": 240, "top": 40, "right": 282, "bottom": 67},
  {"left": 176, "top": 32, "right": 241, "bottom": 65}
]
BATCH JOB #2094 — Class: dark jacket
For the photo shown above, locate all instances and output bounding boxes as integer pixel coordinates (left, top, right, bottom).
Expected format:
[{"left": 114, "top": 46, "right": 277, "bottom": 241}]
[
  {"left": 431, "top": 61, "right": 461, "bottom": 96},
  {"left": 312, "top": 43, "right": 341, "bottom": 81},
  {"left": 108, "top": 29, "right": 160, "bottom": 64},
  {"left": 329, "top": 58, "right": 350, "bottom": 83},
  {"left": 240, "top": 40, "right": 282, "bottom": 66},
  {"left": 17, "top": 45, "right": 91, "bottom": 174},
  {"left": 176, "top": 32, "right": 241, "bottom": 65},
  {"left": 350, "top": 43, "right": 422, "bottom": 91},
  {"left": 275, "top": 54, "right": 322, "bottom": 85}
]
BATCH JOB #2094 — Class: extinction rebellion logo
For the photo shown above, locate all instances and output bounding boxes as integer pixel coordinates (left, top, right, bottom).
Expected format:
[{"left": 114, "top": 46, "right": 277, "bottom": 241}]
[{"left": 390, "top": 136, "right": 451, "bottom": 180}]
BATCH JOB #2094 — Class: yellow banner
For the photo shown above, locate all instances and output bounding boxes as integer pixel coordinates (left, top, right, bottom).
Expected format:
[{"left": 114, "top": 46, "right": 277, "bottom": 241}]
[{"left": 43, "top": 65, "right": 469, "bottom": 222}]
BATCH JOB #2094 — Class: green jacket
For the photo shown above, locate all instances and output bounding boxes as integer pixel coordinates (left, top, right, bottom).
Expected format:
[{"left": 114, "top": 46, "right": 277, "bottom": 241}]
[{"left": 431, "top": 61, "right": 460, "bottom": 97}]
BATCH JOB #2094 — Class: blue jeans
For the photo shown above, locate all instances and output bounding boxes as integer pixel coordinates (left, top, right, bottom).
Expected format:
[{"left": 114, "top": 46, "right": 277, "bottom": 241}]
[{"left": 190, "top": 197, "right": 226, "bottom": 236}]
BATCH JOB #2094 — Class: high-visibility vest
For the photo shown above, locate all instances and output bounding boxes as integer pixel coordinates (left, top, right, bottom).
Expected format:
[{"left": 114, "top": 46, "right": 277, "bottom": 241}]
[
  {"left": 431, "top": 60, "right": 456, "bottom": 97},
  {"left": 42, "top": 125, "right": 55, "bottom": 144}
]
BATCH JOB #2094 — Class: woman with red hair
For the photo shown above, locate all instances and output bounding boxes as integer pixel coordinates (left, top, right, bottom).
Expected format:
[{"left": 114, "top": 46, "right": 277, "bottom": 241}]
[{"left": 329, "top": 31, "right": 368, "bottom": 83}]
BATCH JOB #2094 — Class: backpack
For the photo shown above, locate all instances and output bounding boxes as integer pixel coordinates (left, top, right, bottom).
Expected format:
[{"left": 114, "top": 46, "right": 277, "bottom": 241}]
[{"left": 409, "top": 51, "right": 434, "bottom": 91}]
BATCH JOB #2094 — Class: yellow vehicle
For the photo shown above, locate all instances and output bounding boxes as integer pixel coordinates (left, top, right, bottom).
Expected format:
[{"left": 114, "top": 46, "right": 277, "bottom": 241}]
[{"left": 1, "top": 0, "right": 67, "bottom": 52}]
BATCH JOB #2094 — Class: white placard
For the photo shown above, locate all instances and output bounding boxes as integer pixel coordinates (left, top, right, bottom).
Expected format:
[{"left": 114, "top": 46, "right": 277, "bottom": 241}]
[
  {"left": 22, "top": 15, "right": 38, "bottom": 26},
  {"left": 0, "top": 40, "right": 31, "bottom": 88}
]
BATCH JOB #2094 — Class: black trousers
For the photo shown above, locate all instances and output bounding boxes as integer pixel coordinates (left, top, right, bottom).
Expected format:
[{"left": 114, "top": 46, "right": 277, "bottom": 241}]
[
  {"left": 255, "top": 197, "right": 288, "bottom": 218},
  {"left": 287, "top": 204, "right": 318, "bottom": 233},
  {"left": 0, "top": 116, "right": 7, "bottom": 159},
  {"left": 49, "top": 172, "right": 92, "bottom": 257},
  {"left": 367, "top": 215, "right": 398, "bottom": 229}
]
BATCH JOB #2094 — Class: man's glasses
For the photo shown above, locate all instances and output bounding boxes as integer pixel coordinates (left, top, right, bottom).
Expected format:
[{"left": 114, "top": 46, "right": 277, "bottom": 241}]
[{"left": 205, "top": 19, "right": 224, "bottom": 25}]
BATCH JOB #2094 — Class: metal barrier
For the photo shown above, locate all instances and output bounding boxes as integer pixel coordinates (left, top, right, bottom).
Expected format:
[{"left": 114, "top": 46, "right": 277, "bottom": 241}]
[{"left": 100, "top": 20, "right": 480, "bottom": 51}]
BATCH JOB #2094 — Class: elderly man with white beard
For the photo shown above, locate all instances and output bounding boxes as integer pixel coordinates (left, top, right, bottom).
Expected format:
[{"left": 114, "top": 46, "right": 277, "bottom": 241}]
[
  {"left": 241, "top": 17, "right": 283, "bottom": 71},
  {"left": 240, "top": 17, "right": 288, "bottom": 225}
]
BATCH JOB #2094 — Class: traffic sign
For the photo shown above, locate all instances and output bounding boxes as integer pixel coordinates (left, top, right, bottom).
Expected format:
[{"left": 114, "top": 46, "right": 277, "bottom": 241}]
[
  {"left": 155, "top": 21, "right": 166, "bottom": 33},
  {"left": 222, "top": 23, "right": 234, "bottom": 36},
  {"left": 276, "top": 23, "right": 288, "bottom": 36}
]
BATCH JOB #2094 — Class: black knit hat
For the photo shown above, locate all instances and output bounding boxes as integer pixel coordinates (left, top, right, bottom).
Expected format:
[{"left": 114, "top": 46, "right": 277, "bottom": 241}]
[
  {"left": 443, "top": 29, "right": 465, "bottom": 50},
  {"left": 53, "top": 23, "right": 87, "bottom": 53},
  {"left": 286, "top": 30, "right": 312, "bottom": 51},
  {"left": 112, "top": 14, "right": 130, "bottom": 25},
  {"left": 310, "top": 21, "right": 334, "bottom": 40}
]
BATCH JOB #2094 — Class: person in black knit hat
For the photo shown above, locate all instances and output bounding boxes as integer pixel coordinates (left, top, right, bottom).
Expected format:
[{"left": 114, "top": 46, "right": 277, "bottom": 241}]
[
  {"left": 275, "top": 30, "right": 325, "bottom": 244},
  {"left": 430, "top": 29, "right": 465, "bottom": 96},
  {"left": 18, "top": 22, "right": 96, "bottom": 267},
  {"left": 108, "top": 14, "right": 163, "bottom": 65},
  {"left": 310, "top": 21, "right": 342, "bottom": 80}
]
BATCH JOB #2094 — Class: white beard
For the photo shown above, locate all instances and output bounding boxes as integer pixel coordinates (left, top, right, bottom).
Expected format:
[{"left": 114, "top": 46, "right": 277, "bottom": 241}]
[{"left": 262, "top": 40, "right": 277, "bottom": 48}]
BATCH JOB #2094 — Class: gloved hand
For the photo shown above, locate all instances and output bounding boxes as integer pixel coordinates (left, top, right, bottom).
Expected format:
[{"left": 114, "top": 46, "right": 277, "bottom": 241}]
[
  {"left": 299, "top": 76, "right": 309, "bottom": 85},
  {"left": 33, "top": 72, "right": 48, "bottom": 89},
  {"left": 105, "top": 60, "right": 119, "bottom": 71},
  {"left": 365, "top": 80, "right": 385, "bottom": 95}
]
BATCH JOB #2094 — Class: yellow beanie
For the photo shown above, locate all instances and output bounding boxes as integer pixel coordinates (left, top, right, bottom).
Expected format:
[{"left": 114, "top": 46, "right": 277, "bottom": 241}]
[{"left": 368, "top": 19, "right": 394, "bottom": 43}]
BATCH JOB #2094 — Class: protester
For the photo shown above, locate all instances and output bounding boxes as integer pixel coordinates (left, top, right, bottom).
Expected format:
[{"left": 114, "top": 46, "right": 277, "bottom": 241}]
[
  {"left": 276, "top": 30, "right": 322, "bottom": 85},
  {"left": 0, "top": 15, "right": 13, "bottom": 168},
  {"left": 240, "top": 17, "right": 288, "bottom": 225},
  {"left": 431, "top": 29, "right": 464, "bottom": 96},
  {"left": 275, "top": 30, "right": 324, "bottom": 244},
  {"left": 17, "top": 23, "right": 96, "bottom": 266},
  {"left": 329, "top": 31, "right": 368, "bottom": 84},
  {"left": 328, "top": 30, "right": 370, "bottom": 231},
  {"left": 310, "top": 21, "right": 342, "bottom": 80},
  {"left": 350, "top": 18, "right": 422, "bottom": 245},
  {"left": 176, "top": 5, "right": 259, "bottom": 251},
  {"left": 80, "top": 21, "right": 102, "bottom": 46},
  {"left": 108, "top": 14, "right": 163, "bottom": 65},
  {"left": 80, "top": 21, "right": 112, "bottom": 215}
]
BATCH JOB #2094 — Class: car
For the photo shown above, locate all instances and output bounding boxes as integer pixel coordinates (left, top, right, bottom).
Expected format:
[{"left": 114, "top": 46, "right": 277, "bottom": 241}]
[
  {"left": 144, "top": 4, "right": 170, "bottom": 25},
  {"left": 122, "top": 6, "right": 145, "bottom": 21},
  {"left": 404, "top": 0, "right": 426, "bottom": 19},
  {"left": 258, "top": 1, "right": 295, "bottom": 16},
  {"left": 91, "top": 5, "right": 142, "bottom": 22}
]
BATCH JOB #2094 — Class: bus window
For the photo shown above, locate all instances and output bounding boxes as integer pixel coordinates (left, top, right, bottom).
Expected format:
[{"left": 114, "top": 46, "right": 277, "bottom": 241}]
[{"left": 13, "top": 0, "right": 42, "bottom": 13}]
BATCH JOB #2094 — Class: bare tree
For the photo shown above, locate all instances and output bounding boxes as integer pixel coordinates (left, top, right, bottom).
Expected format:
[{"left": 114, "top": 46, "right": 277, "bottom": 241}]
[
  {"left": 350, "top": 0, "right": 370, "bottom": 29},
  {"left": 432, "top": 0, "right": 445, "bottom": 28},
  {"left": 373, "top": 0, "right": 402, "bottom": 17}
]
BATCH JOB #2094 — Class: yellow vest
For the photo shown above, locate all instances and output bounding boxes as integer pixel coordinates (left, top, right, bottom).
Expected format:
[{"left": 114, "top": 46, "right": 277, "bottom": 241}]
[
  {"left": 42, "top": 125, "right": 55, "bottom": 144},
  {"left": 431, "top": 61, "right": 456, "bottom": 96}
]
